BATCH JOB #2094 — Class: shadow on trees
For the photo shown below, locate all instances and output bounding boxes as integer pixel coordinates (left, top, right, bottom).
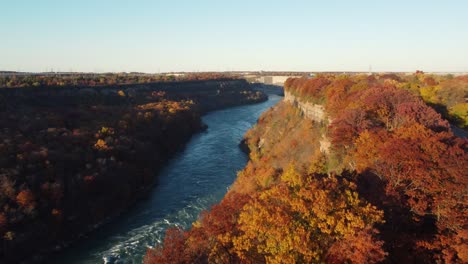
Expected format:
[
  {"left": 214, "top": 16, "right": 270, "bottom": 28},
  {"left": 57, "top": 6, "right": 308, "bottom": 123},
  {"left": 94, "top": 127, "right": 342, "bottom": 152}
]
[
  {"left": 357, "top": 171, "right": 436, "bottom": 263},
  {"left": 428, "top": 102, "right": 465, "bottom": 130}
]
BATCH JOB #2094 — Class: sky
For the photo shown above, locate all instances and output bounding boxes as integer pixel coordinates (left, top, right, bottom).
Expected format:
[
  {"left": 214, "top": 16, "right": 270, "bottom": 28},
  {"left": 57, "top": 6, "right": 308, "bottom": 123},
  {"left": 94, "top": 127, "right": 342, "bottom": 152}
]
[{"left": 1, "top": 0, "right": 467, "bottom": 73}]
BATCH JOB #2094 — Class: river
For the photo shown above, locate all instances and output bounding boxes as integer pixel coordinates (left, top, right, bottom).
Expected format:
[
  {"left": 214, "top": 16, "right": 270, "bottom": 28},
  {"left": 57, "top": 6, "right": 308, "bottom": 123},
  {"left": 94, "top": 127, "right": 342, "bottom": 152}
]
[
  {"left": 52, "top": 94, "right": 282, "bottom": 264},
  {"left": 451, "top": 124, "right": 468, "bottom": 138}
]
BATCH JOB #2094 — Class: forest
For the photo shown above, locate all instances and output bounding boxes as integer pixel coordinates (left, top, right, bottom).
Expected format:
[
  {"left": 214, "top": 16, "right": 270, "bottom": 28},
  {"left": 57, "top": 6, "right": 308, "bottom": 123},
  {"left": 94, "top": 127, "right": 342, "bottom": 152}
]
[
  {"left": 0, "top": 78, "right": 266, "bottom": 263},
  {"left": 146, "top": 73, "right": 467, "bottom": 263},
  {"left": 0, "top": 72, "right": 237, "bottom": 88}
]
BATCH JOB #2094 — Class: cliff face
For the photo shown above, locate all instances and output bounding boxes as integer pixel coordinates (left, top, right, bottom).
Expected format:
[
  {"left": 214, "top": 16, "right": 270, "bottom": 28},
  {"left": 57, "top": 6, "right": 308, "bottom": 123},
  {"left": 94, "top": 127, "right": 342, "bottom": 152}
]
[
  {"left": 144, "top": 98, "right": 387, "bottom": 264},
  {"left": 147, "top": 75, "right": 467, "bottom": 264},
  {"left": 284, "top": 91, "right": 331, "bottom": 153},
  {"left": 284, "top": 91, "right": 327, "bottom": 123}
]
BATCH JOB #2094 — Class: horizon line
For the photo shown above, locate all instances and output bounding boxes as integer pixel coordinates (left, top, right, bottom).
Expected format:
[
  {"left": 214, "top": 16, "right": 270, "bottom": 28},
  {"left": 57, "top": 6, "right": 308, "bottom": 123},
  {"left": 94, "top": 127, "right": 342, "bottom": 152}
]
[{"left": 1, "top": 70, "right": 468, "bottom": 75}]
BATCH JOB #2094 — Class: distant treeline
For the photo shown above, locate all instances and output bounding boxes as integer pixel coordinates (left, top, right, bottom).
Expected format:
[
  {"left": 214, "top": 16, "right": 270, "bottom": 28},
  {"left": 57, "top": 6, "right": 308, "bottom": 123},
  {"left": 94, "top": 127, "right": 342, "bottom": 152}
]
[{"left": 0, "top": 72, "right": 239, "bottom": 88}]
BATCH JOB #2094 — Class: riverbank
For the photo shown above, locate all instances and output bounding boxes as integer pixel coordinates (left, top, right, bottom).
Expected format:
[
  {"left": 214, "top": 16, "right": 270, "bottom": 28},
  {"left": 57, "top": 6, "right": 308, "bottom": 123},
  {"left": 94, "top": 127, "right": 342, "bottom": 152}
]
[
  {"left": 451, "top": 124, "right": 468, "bottom": 138},
  {"left": 146, "top": 74, "right": 467, "bottom": 263},
  {"left": 51, "top": 94, "right": 282, "bottom": 263},
  {"left": 0, "top": 79, "right": 266, "bottom": 263}
]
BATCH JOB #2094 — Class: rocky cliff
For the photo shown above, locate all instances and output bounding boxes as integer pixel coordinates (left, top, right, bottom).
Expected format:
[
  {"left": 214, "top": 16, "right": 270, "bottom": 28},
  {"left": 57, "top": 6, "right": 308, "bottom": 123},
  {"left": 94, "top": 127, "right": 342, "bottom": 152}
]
[
  {"left": 147, "top": 74, "right": 467, "bottom": 264},
  {"left": 284, "top": 91, "right": 331, "bottom": 153}
]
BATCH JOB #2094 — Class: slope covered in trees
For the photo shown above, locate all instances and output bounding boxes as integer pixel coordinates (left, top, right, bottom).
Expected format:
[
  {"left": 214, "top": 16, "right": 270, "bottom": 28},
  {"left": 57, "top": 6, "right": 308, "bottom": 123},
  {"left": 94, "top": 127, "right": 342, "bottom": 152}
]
[
  {"left": 0, "top": 79, "right": 266, "bottom": 263},
  {"left": 146, "top": 74, "right": 467, "bottom": 263},
  {"left": 0, "top": 72, "right": 237, "bottom": 88}
]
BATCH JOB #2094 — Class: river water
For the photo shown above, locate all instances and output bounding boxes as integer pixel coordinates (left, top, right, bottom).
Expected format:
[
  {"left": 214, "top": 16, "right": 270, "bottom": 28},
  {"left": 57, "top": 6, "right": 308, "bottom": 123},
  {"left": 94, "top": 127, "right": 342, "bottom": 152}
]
[{"left": 52, "top": 94, "right": 282, "bottom": 264}]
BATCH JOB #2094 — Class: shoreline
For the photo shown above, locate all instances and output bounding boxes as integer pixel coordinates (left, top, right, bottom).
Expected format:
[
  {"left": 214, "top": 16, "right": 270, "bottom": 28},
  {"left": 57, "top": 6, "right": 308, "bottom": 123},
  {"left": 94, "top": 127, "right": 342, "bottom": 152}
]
[{"left": 22, "top": 95, "right": 268, "bottom": 264}]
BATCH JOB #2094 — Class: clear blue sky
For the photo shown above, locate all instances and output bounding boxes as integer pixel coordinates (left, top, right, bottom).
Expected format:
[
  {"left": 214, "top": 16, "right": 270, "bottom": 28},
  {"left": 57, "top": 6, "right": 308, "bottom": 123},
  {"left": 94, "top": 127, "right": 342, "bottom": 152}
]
[{"left": 1, "top": 0, "right": 467, "bottom": 73}]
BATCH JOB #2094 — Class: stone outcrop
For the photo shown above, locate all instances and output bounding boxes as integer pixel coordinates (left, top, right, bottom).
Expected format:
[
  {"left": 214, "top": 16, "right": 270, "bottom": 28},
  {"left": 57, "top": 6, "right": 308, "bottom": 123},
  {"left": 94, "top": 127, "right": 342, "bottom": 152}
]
[
  {"left": 284, "top": 91, "right": 328, "bottom": 124},
  {"left": 284, "top": 91, "right": 331, "bottom": 153}
]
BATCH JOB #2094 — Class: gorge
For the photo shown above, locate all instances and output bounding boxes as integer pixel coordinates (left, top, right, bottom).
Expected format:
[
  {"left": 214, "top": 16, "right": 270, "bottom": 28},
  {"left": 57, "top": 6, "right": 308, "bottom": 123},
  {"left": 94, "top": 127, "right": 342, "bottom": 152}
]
[
  {"left": 147, "top": 74, "right": 467, "bottom": 264},
  {"left": 0, "top": 79, "right": 267, "bottom": 263},
  {"left": 0, "top": 73, "right": 466, "bottom": 264},
  {"left": 52, "top": 94, "right": 282, "bottom": 263}
]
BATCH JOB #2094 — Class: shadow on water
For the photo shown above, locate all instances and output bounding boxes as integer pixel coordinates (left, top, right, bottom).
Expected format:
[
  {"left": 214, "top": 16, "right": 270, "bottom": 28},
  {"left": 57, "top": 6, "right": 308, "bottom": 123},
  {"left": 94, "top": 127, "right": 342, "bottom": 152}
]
[{"left": 52, "top": 94, "right": 282, "bottom": 264}]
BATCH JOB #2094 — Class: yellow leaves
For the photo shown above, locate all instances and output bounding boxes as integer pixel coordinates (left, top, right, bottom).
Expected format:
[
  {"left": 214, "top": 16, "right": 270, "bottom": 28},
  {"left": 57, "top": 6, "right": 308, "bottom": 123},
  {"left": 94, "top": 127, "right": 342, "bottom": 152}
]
[
  {"left": 307, "top": 149, "right": 327, "bottom": 175},
  {"left": 137, "top": 102, "right": 165, "bottom": 111},
  {"left": 94, "top": 139, "right": 109, "bottom": 150},
  {"left": 136, "top": 100, "right": 193, "bottom": 118},
  {"left": 98, "top": 126, "right": 114, "bottom": 136},
  {"left": 232, "top": 168, "right": 384, "bottom": 263},
  {"left": 192, "top": 220, "right": 201, "bottom": 228},
  {"left": 419, "top": 85, "right": 439, "bottom": 104},
  {"left": 383, "top": 78, "right": 400, "bottom": 87},
  {"left": 345, "top": 189, "right": 360, "bottom": 207},
  {"left": 280, "top": 163, "right": 307, "bottom": 187},
  {"left": 3, "top": 231, "right": 15, "bottom": 241},
  {"left": 449, "top": 103, "right": 468, "bottom": 128},
  {"left": 94, "top": 127, "right": 114, "bottom": 151},
  {"left": 117, "top": 90, "right": 126, "bottom": 97},
  {"left": 168, "top": 107, "right": 177, "bottom": 114}
]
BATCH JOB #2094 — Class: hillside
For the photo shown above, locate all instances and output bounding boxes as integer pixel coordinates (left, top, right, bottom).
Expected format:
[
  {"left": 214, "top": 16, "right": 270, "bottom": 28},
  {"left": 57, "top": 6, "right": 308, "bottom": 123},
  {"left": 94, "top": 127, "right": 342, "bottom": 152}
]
[
  {"left": 0, "top": 79, "right": 266, "bottom": 263},
  {"left": 146, "top": 74, "right": 467, "bottom": 263}
]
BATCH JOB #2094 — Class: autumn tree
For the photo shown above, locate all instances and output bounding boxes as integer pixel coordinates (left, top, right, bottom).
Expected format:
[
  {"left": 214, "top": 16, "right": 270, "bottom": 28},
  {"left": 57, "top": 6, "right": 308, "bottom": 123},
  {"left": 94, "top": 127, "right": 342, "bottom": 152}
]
[
  {"left": 16, "top": 189, "right": 36, "bottom": 209},
  {"left": 148, "top": 73, "right": 467, "bottom": 264},
  {"left": 231, "top": 166, "right": 385, "bottom": 263}
]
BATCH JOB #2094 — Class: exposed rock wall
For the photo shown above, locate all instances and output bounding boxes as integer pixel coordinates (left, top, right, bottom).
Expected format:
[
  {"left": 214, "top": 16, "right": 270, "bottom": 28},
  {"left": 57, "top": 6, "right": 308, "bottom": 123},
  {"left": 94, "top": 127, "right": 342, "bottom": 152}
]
[
  {"left": 284, "top": 91, "right": 327, "bottom": 123},
  {"left": 284, "top": 91, "right": 331, "bottom": 153}
]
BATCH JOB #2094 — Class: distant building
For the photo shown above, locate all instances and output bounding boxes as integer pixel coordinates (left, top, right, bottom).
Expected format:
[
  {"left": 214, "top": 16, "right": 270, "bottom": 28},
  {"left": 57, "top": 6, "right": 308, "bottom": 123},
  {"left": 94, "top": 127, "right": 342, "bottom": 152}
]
[
  {"left": 263, "top": 76, "right": 273, "bottom": 84},
  {"left": 269, "top": 76, "right": 285, "bottom": 85},
  {"left": 163, "top": 73, "right": 186, "bottom": 77}
]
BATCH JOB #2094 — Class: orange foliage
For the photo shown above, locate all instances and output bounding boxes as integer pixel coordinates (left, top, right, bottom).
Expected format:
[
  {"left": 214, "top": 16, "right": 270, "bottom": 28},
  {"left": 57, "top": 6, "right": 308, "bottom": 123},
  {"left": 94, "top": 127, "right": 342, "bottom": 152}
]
[
  {"left": 0, "top": 213, "right": 7, "bottom": 229},
  {"left": 16, "top": 190, "right": 36, "bottom": 209},
  {"left": 286, "top": 74, "right": 466, "bottom": 262},
  {"left": 148, "top": 73, "right": 467, "bottom": 263},
  {"left": 231, "top": 167, "right": 384, "bottom": 263},
  {"left": 144, "top": 228, "right": 189, "bottom": 264},
  {"left": 326, "top": 228, "right": 386, "bottom": 264}
]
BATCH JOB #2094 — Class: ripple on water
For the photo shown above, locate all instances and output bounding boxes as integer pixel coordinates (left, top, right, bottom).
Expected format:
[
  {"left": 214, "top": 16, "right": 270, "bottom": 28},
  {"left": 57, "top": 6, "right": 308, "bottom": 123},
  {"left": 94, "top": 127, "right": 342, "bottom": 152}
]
[
  {"left": 53, "top": 95, "right": 282, "bottom": 264},
  {"left": 98, "top": 194, "right": 215, "bottom": 263}
]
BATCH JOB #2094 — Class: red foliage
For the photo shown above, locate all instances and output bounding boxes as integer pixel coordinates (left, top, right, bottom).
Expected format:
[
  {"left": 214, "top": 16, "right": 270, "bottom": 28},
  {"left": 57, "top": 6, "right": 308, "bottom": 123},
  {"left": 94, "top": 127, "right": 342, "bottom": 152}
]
[
  {"left": 145, "top": 192, "right": 250, "bottom": 263},
  {"left": 285, "top": 76, "right": 331, "bottom": 99},
  {"left": 148, "top": 74, "right": 467, "bottom": 263},
  {"left": 327, "top": 228, "right": 386, "bottom": 264},
  {"left": 276, "top": 74, "right": 467, "bottom": 262},
  {"left": 144, "top": 228, "right": 188, "bottom": 264},
  {"left": 424, "top": 76, "right": 437, "bottom": 86}
]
